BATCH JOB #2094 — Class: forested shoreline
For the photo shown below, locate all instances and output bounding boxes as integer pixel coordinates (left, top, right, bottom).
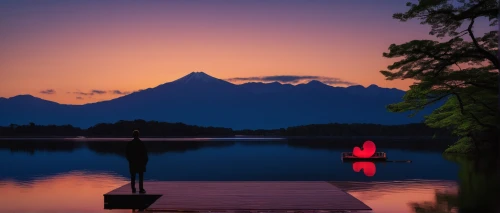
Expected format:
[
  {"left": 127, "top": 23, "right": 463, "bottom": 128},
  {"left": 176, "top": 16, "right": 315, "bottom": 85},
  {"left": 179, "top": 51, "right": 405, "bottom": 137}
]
[{"left": 0, "top": 119, "right": 452, "bottom": 138}]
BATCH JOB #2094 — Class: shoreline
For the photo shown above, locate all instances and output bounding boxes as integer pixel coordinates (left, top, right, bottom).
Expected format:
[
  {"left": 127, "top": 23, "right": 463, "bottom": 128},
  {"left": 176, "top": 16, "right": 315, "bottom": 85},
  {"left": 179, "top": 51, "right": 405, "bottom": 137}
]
[{"left": 0, "top": 135, "right": 459, "bottom": 140}]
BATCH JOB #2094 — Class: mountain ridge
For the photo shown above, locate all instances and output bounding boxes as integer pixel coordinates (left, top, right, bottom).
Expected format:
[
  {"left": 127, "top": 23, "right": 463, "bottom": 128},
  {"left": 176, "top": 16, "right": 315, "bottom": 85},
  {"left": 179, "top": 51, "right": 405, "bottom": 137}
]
[
  {"left": 0, "top": 72, "right": 435, "bottom": 129},
  {"left": 1, "top": 72, "right": 402, "bottom": 104}
]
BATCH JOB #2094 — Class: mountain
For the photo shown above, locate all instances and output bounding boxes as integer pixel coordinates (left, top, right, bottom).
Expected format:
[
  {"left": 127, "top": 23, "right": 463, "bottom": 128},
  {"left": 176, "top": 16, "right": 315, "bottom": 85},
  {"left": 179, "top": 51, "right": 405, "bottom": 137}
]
[{"left": 0, "top": 72, "right": 439, "bottom": 129}]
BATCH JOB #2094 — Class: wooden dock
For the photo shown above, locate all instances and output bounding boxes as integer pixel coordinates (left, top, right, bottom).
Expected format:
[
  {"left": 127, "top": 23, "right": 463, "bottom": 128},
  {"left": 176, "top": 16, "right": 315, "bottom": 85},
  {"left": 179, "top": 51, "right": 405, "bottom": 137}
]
[
  {"left": 104, "top": 181, "right": 372, "bottom": 211},
  {"left": 341, "top": 152, "right": 387, "bottom": 162}
]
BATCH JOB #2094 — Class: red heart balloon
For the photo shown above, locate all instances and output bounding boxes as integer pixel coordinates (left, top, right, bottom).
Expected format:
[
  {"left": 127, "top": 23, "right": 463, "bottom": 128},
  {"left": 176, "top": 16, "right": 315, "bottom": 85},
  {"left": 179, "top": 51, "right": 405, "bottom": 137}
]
[
  {"left": 352, "top": 162, "right": 376, "bottom": 177},
  {"left": 353, "top": 140, "right": 376, "bottom": 158}
]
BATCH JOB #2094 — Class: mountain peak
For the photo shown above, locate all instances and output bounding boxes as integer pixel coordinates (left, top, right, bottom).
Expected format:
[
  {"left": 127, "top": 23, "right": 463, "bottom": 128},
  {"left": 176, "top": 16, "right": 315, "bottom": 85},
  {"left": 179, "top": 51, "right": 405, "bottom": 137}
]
[
  {"left": 174, "top": 71, "right": 223, "bottom": 84},
  {"left": 9, "top": 94, "right": 36, "bottom": 99},
  {"left": 188, "top": 71, "right": 211, "bottom": 77},
  {"left": 303, "top": 80, "right": 331, "bottom": 88}
]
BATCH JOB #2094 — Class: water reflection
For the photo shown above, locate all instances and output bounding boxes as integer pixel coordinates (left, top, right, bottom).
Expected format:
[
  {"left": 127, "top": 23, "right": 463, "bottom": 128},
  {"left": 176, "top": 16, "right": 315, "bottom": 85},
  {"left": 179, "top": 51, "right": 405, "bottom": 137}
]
[
  {"left": 0, "top": 172, "right": 464, "bottom": 213},
  {"left": 0, "top": 139, "right": 461, "bottom": 182},
  {"left": 0, "top": 139, "right": 237, "bottom": 156},
  {"left": 408, "top": 155, "right": 500, "bottom": 213},
  {"left": 0, "top": 137, "right": 455, "bottom": 154},
  {"left": 352, "top": 162, "right": 376, "bottom": 177},
  {"left": 0, "top": 139, "right": 497, "bottom": 213},
  {"left": 409, "top": 191, "right": 460, "bottom": 213},
  {"left": 0, "top": 171, "right": 129, "bottom": 213},
  {"left": 333, "top": 180, "right": 458, "bottom": 213}
]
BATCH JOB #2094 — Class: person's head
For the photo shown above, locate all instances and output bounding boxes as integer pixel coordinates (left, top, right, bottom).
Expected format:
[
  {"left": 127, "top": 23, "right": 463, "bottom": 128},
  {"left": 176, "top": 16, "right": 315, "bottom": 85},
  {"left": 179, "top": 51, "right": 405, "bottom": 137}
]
[{"left": 132, "top": 130, "right": 140, "bottom": 139}]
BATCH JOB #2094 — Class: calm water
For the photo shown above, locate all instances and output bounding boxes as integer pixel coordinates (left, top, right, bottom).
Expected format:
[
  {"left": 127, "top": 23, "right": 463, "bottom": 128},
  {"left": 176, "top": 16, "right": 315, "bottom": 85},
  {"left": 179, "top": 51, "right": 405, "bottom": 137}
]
[{"left": 0, "top": 138, "right": 499, "bottom": 213}]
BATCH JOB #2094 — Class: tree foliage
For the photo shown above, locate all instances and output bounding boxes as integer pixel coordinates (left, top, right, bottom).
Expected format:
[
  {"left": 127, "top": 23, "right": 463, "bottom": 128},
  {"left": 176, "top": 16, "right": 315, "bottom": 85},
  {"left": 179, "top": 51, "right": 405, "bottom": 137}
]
[{"left": 381, "top": 0, "right": 499, "bottom": 153}]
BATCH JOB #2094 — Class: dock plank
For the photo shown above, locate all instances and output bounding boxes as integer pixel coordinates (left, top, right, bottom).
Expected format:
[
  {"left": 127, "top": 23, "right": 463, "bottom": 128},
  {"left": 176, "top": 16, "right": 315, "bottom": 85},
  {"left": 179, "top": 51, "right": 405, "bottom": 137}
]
[{"left": 104, "top": 181, "right": 371, "bottom": 211}]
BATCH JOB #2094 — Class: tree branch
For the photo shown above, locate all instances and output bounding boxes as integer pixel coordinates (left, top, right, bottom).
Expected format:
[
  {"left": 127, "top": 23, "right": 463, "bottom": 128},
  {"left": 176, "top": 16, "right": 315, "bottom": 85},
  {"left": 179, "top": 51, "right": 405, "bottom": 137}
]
[
  {"left": 463, "top": 81, "right": 498, "bottom": 90},
  {"left": 467, "top": 18, "right": 500, "bottom": 70},
  {"left": 457, "top": 0, "right": 490, "bottom": 19},
  {"left": 470, "top": 96, "right": 496, "bottom": 114},
  {"left": 469, "top": 111, "right": 497, "bottom": 128},
  {"left": 413, "top": 93, "right": 451, "bottom": 109},
  {"left": 452, "top": 88, "right": 497, "bottom": 129},
  {"left": 452, "top": 92, "right": 466, "bottom": 115},
  {"left": 450, "top": 90, "right": 495, "bottom": 128},
  {"left": 424, "top": 0, "right": 490, "bottom": 21}
]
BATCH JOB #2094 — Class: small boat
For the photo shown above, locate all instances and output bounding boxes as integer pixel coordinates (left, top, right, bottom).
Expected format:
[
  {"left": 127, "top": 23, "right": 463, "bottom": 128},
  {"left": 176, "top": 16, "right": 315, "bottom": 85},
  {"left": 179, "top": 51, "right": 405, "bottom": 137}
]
[{"left": 341, "top": 152, "right": 387, "bottom": 162}]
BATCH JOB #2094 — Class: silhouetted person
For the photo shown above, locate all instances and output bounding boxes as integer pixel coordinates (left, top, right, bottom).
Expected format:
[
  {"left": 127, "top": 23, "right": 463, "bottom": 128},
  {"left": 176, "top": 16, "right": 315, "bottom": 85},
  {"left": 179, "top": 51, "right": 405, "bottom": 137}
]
[{"left": 126, "top": 130, "right": 148, "bottom": 193}]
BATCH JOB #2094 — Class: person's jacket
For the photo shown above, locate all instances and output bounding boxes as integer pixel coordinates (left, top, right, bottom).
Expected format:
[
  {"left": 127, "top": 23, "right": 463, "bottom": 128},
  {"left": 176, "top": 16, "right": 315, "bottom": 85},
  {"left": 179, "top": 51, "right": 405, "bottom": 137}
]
[{"left": 126, "top": 138, "right": 149, "bottom": 172}]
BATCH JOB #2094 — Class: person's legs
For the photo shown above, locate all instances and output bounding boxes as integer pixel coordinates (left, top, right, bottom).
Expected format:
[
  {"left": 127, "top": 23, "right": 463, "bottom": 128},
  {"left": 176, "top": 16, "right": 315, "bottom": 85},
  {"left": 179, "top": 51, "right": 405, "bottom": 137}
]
[
  {"left": 138, "top": 172, "right": 144, "bottom": 191},
  {"left": 130, "top": 172, "right": 136, "bottom": 193}
]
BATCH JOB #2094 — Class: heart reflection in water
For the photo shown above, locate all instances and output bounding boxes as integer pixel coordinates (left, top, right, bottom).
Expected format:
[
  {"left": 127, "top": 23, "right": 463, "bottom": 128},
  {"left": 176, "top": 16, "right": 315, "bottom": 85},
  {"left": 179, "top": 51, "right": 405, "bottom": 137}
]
[{"left": 352, "top": 161, "right": 376, "bottom": 177}]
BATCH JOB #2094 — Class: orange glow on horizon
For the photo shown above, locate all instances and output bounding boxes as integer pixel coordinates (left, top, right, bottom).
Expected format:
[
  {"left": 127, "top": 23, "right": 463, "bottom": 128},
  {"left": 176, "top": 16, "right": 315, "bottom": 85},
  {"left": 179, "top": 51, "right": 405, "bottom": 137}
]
[
  {"left": 1, "top": 1, "right": 493, "bottom": 104},
  {"left": 0, "top": 1, "right": 429, "bottom": 105}
]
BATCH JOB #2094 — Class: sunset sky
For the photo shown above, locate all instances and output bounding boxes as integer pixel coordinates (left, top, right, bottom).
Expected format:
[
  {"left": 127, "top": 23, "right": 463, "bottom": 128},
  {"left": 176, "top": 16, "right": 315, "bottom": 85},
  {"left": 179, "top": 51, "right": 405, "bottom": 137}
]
[{"left": 0, "top": 0, "right": 494, "bottom": 104}]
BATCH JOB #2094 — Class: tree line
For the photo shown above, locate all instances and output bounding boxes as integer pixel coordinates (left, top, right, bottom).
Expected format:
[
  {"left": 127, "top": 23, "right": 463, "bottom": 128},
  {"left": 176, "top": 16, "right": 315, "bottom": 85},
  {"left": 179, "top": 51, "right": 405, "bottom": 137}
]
[{"left": 0, "top": 119, "right": 452, "bottom": 137}]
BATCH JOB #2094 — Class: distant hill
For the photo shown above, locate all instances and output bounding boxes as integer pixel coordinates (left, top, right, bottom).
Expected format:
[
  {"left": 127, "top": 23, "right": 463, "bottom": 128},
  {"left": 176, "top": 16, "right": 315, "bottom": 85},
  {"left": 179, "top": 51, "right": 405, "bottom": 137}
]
[{"left": 0, "top": 72, "right": 440, "bottom": 129}]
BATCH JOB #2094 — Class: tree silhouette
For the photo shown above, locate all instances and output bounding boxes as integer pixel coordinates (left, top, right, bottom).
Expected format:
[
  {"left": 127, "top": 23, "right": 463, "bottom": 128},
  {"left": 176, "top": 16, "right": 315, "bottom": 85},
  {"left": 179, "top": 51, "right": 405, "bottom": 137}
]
[{"left": 381, "top": 0, "right": 498, "bottom": 153}]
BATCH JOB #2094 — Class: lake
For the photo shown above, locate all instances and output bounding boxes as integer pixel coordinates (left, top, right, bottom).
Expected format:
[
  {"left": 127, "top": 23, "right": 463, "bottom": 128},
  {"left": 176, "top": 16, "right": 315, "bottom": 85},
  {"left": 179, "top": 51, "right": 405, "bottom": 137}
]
[{"left": 0, "top": 138, "right": 499, "bottom": 213}]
